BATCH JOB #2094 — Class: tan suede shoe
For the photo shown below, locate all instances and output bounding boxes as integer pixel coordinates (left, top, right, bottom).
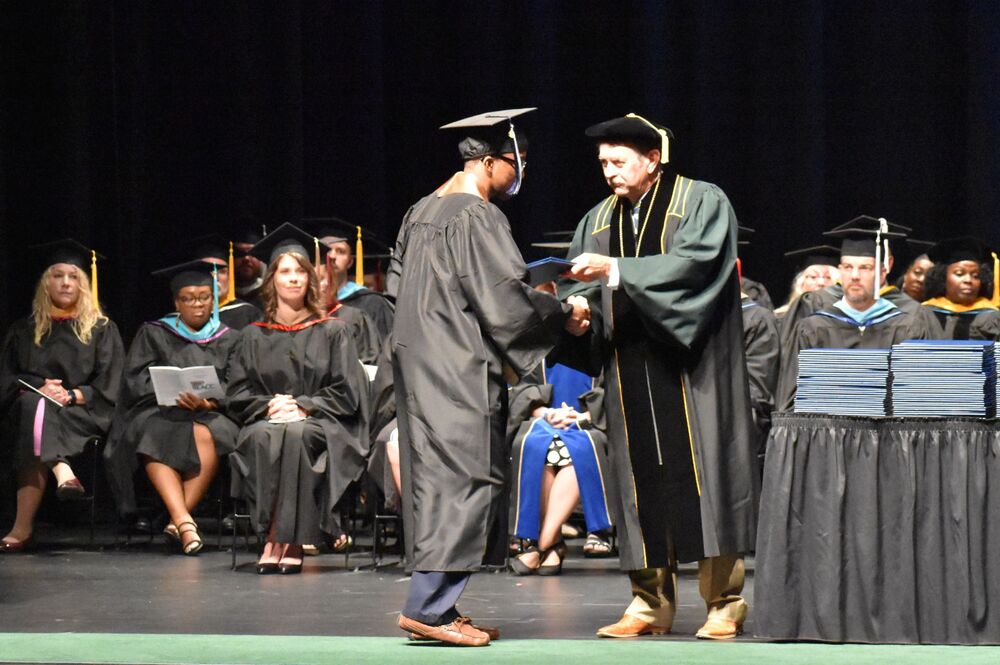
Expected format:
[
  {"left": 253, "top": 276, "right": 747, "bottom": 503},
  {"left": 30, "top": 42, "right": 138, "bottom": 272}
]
[
  {"left": 409, "top": 617, "right": 499, "bottom": 642},
  {"left": 596, "top": 615, "right": 669, "bottom": 638},
  {"left": 398, "top": 614, "right": 490, "bottom": 646},
  {"left": 695, "top": 617, "right": 743, "bottom": 640}
]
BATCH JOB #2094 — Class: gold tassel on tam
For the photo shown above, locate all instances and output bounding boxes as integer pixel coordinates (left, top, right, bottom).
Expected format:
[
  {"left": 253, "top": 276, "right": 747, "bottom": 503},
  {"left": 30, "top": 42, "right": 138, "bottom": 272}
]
[
  {"left": 90, "top": 250, "right": 99, "bottom": 304},
  {"left": 992, "top": 251, "right": 999, "bottom": 308},
  {"left": 314, "top": 237, "right": 320, "bottom": 269},
  {"left": 355, "top": 225, "right": 364, "bottom": 286},
  {"left": 223, "top": 241, "right": 237, "bottom": 305}
]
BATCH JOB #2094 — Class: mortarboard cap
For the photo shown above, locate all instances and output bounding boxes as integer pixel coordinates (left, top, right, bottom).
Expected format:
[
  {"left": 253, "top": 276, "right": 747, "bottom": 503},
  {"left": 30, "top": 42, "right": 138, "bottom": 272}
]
[
  {"left": 585, "top": 113, "right": 674, "bottom": 163},
  {"left": 249, "top": 222, "right": 321, "bottom": 266},
  {"left": 440, "top": 108, "right": 535, "bottom": 160},
  {"left": 151, "top": 259, "right": 218, "bottom": 296},
  {"left": 737, "top": 225, "right": 755, "bottom": 246},
  {"left": 926, "top": 236, "right": 993, "bottom": 266},
  {"left": 185, "top": 234, "right": 230, "bottom": 262},
  {"left": 823, "top": 216, "right": 906, "bottom": 258},
  {"left": 31, "top": 238, "right": 105, "bottom": 303},
  {"left": 783, "top": 245, "right": 841, "bottom": 270}
]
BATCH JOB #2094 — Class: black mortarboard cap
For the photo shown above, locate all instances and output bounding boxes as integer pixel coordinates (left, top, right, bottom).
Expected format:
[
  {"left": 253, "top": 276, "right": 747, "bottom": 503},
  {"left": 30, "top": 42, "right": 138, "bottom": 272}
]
[
  {"left": 926, "top": 236, "right": 993, "bottom": 266},
  {"left": 440, "top": 108, "right": 535, "bottom": 160},
  {"left": 184, "top": 233, "right": 229, "bottom": 262},
  {"left": 783, "top": 245, "right": 841, "bottom": 270},
  {"left": 249, "top": 222, "right": 319, "bottom": 266},
  {"left": 31, "top": 238, "right": 102, "bottom": 273},
  {"left": 823, "top": 216, "right": 906, "bottom": 258},
  {"left": 151, "top": 259, "right": 217, "bottom": 295},
  {"left": 737, "top": 225, "right": 755, "bottom": 246},
  {"left": 585, "top": 113, "right": 674, "bottom": 163}
]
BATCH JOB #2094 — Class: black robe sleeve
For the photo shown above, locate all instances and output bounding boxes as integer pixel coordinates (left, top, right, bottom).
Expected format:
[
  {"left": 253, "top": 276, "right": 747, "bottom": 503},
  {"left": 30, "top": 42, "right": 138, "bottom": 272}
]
[
  {"left": 224, "top": 330, "right": 273, "bottom": 425},
  {"left": 743, "top": 305, "right": 780, "bottom": 429},
  {"left": 76, "top": 320, "right": 125, "bottom": 429},
  {"left": 446, "top": 204, "right": 571, "bottom": 380},
  {"left": 294, "top": 324, "right": 365, "bottom": 419},
  {"left": 970, "top": 311, "right": 1000, "bottom": 341},
  {"left": 385, "top": 202, "right": 418, "bottom": 301}
]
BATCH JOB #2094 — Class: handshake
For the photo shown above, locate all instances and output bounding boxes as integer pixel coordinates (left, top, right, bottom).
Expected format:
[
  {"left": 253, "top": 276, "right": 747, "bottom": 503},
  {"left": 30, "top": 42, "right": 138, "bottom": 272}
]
[{"left": 564, "top": 295, "right": 591, "bottom": 336}]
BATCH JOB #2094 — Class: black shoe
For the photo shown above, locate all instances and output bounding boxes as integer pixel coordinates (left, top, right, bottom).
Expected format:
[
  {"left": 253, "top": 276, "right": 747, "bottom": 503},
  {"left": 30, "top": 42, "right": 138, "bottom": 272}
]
[
  {"left": 256, "top": 562, "right": 279, "bottom": 575},
  {"left": 278, "top": 562, "right": 302, "bottom": 575}
]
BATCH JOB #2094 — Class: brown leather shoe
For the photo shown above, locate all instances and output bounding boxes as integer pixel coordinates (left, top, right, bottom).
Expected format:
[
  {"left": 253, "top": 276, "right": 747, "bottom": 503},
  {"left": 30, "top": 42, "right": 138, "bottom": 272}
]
[
  {"left": 398, "top": 614, "right": 490, "bottom": 646},
  {"left": 596, "top": 615, "right": 669, "bottom": 638},
  {"left": 410, "top": 616, "right": 499, "bottom": 641},
  {"left": 695, "top": 617, "right": 742, "bottom": 640}
]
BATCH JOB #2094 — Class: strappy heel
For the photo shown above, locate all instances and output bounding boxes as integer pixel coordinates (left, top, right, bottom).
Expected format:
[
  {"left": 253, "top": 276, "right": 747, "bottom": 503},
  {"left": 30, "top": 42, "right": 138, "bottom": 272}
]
[{"left": 176, "top": 520, "right": 203, "bottom": 556}]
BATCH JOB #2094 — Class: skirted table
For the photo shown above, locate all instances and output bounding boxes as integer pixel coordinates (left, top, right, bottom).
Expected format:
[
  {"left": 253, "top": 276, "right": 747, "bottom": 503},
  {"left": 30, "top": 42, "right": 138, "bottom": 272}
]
[{"left": 754, "top": 413, "right": 1000, "bottom": 644}]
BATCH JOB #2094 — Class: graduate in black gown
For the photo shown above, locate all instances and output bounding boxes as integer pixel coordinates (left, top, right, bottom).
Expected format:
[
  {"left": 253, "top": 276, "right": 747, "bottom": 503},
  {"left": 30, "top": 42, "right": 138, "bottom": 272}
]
[
  {"left": 778, "top": 217, "right": 920, "bottom": 340},
  {"left": 388, "top": 109, "right": 587, "bottom": 646},
  {"left": 104, "top": 260, "right": 240, "bottom": 554},
  {"left": 562, "top": 114, "right": 757, "bottom": 640},
  {"left": 311, "top": 221, "right": 395, "bottom": 340},
  {"left": 226, "top": 223, "right": 369, "bottom": 575},
  {"left": 188, "top": 234, "right": 262, "bottom": 329},
  {"left": 914, "top": 237, "right": 998, "bottom": 340},
  {"left": 0, "top": 240, "right": 124, "bottom": 552},
  {"left": 777, "top": 224, "right": 926, "bottom": 411}
]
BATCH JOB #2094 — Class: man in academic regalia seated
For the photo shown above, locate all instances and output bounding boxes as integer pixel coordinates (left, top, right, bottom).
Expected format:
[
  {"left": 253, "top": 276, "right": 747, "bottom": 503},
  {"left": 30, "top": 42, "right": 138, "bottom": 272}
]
[
  {"left": 777, "top": 223, "right": 927, "bottom": 411},
  {"left": 561, "top": 114, "right": 758, "bottom": 640},
  {"left": 779, "top": 216, "right": 920, "bottom": 340},
  {"left": 187, "top": 234, "right": 262, "bottom": 330},
  {"left": 388, "top": 108, "right": 590, "bottom": 647},
  {"left": 311, "top": 222, "right": 395, "bottom": 341}
]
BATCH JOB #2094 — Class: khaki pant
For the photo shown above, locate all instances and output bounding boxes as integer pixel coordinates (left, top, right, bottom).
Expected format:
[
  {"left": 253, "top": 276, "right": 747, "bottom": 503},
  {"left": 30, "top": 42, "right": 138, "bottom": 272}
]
[{"left": 625, "top": 554, "right": 747, "bottom": 630}]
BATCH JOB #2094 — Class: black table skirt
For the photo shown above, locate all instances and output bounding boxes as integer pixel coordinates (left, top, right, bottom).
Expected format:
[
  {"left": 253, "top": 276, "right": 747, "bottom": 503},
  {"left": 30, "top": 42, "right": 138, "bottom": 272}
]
[{"left": 754, "top": 413, "right": 1000, "bottom": 644}]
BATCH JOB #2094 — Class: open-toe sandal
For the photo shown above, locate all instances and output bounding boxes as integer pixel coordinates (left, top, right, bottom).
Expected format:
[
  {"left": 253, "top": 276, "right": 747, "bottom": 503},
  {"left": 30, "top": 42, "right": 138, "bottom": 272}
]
[
  {"left": 537, "top": 544, "right": 563, "bottom": 576},
  {"left": 510, "top": 543, "right": 542, "bottom": 575},
  {"left": 176, "top": 521, "right": 203, "bottom": 556}
]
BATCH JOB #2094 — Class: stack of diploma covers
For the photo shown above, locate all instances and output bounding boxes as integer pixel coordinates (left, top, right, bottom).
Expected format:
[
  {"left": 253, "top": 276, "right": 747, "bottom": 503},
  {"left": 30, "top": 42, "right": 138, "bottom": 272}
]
[
  {"left": 890, "top": 340, "right": 996, "bottom": 417},
  {"left": 148, "top": 366, "right": 224, "bottom": 407},
  {"left": 793, "top": 348, "right": 891, "bottom": 416}
]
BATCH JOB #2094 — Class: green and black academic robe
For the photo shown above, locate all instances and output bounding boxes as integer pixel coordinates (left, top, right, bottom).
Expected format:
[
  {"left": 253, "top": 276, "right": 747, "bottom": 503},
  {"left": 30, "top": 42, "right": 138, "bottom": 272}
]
[
  {"left": 776, "top": 304, "right": 924, "bottom": 411},
  {"left": 914, "top": 298, "right": 999, "bottom": 341},
  {"left": 558, "top": 171, "right": 757, "bottom": 568},
  {"left": 388, "top": 191, "right": 570, "bottom": 572},
  {"left": 779, "top": 284, "right": 919, "bottom": 344},
  {"left": 0, "top": 317, "right": 124, "bottom": 472},
  {"left": 104, "top": 321, "right": 240, "bottom": 516},
  {"left": 742, "top": 297, "right": 779, "bottom": 457}
]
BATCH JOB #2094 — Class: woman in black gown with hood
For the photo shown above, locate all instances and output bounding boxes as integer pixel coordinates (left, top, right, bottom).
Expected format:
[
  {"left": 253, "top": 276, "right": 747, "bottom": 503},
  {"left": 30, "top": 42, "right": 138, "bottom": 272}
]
[
  {"left": 0, "top": 240, "right": 124, "bottom": 552},
  {"left": 226, "top": 223, "right": 369, "bottom": 574}
]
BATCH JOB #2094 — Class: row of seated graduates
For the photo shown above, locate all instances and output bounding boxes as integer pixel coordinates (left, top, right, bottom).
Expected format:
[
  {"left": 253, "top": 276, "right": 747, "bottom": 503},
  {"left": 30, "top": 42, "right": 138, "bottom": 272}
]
[
  {"left": 0, "top": 223, "right": 396, "bottom": 574},
  {"left": 738, "top": 218, "right": 1000, "bottom": 420}
]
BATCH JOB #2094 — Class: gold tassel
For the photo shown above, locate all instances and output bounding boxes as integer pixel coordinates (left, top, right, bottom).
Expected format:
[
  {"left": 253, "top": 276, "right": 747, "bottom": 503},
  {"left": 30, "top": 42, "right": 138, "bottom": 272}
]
[
  {"left": 90, "top": 250, "right": 99, "bottom": 304},
  {"left": 314, "top": 237, "right": 320, "bottom": 269},
  {"left": 355, "top": 226, "right": 364, "bottom": 286},
  {"left": 223, "top": 241, "right": 237, "bottom": 305},
  {"left": 992, "top": 251, "right": 999, "bottom": 308},
  {"left": 625, "top": 112, "right": 669, "bottom": 164}
]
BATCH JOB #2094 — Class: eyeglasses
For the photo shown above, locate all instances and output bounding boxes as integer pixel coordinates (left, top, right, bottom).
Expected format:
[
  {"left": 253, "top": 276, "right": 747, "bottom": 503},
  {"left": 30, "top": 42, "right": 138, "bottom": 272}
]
[
  {"left": 494, "top": 155, "right": 527, "bottom": 170},
  {"left": 177, "top": 294, "right": 213, "bottom": 305}
]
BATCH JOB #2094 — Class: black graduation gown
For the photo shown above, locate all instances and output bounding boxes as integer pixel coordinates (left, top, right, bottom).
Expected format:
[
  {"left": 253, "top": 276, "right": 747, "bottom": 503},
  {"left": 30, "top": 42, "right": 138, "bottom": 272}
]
[
  {"left": 388, "top": 191, "right": 570, "bottom": 572},
  {"left": 225, "top": 316, "right": 370, "bottom": 543},
  {"left": 776, "top": 304, "right": 924, "bottom": 411},
  {"left": 328, "top": 303, "right": 381, "bottom": 364},
  {"left": 742, "top": 297, "right": 779, "bottom": 456},
  {"left": 218, "top": 299, "right": 262, "bottom": 330},
  {"left": 0, "top": 317, "right": 124, "bottom": 471},
  {"left": 741, "top": 277, "right": 774, "bottom": 310},
  {"left": 913, "top": 302, "right": 998, "bottom": 341},
  {"left": 779, "top": 284, "right": 919, "bottom": 344},
  {"left": 340, "top": 287, "right": 395, "bottom": 341},
  {"left": 558, "top": 172, "right": 758, "bottom": 567},
  {"left": 970, "top": 310, "right": 1000, "bottom": 341},
  {"left": 103, "top": 321, "right": 240, "bottom": 516}
]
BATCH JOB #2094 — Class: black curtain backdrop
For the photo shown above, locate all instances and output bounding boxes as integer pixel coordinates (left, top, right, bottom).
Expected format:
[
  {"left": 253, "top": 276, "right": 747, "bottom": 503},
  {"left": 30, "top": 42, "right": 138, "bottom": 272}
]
[{"left": 2, "top": 1, "right": 998, "bottom": 341}]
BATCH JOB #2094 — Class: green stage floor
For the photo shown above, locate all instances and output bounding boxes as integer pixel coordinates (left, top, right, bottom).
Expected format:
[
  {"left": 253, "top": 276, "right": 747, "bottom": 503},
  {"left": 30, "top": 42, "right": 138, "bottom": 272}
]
[{"left": 0, "top": 633, "right": 997, "bottom": 665}]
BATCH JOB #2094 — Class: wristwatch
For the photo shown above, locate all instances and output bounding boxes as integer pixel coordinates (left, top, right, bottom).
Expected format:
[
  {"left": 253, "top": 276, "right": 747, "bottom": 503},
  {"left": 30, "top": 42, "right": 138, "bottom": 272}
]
[{"left": 66, "top": 390, "right": 77, "bottom": 406}]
